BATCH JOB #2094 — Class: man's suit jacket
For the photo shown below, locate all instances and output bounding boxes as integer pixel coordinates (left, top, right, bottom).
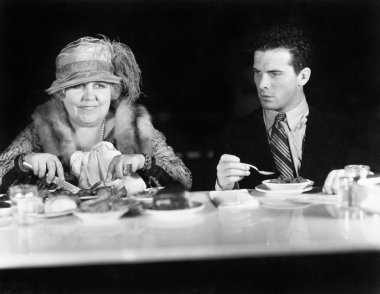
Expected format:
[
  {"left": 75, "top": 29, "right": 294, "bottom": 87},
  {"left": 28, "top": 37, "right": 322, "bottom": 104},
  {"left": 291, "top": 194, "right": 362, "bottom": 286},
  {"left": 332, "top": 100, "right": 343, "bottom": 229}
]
[{"left": 219, "top": 106, "right": 354, "bottom": 188}]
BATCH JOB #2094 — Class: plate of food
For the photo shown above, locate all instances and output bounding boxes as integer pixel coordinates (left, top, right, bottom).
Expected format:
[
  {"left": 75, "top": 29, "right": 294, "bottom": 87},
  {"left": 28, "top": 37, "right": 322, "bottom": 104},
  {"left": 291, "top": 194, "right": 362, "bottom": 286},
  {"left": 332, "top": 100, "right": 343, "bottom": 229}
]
[
  {"left": 42, "top": 182, "right": 129, "bottom": 202},
  {"left": 256, "top": 177, "right": 314, "bottom": 195},
  {"left": 143, "top": 184, "right": 204, "bottom": 217},
  {"left": 73, "top": 196, "right": 138, "bottom": 225},
  {"left": 255, "top": 184, "right": 313, "bottom": 195},
  {"left": 33, "top": 195, "right": 79, "bottom": 218},
  {"left": 129, "top": 187, "right": 163, "bottom": 203},
  {"left": 73, "top": 208, "right": 129, "bottom": 225},
  {"left": 143, "top": 201, "right": 205, "bottom": 216}
]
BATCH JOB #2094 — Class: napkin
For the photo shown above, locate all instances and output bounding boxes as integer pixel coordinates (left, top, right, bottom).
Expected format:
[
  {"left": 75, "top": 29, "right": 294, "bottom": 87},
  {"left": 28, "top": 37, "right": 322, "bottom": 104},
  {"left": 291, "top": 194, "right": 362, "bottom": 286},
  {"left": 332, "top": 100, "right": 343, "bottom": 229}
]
[
  {"left": 70, "top": 141, "right": 146, "bottom": 193},
  {"left": 210, "top": 189, "right": 259, "bottom": 208}
]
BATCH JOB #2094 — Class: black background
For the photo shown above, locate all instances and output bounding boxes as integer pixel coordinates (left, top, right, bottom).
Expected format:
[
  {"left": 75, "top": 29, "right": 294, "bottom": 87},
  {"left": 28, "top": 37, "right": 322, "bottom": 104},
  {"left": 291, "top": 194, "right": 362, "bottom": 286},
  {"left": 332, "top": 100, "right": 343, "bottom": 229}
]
[{"left": 1, "top": 0, "right": 379, "bottom": 190}]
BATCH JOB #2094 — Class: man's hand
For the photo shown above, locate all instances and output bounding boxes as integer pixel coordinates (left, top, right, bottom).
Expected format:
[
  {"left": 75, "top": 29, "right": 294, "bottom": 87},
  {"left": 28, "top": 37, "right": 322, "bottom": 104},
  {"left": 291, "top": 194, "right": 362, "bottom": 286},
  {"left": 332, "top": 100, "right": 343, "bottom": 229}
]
[
  {"left": 322, "top": 169, "right": 345, "bottom": 194},
  {"left": 216, "top": 154, "right": 250, "bottom": 190}
]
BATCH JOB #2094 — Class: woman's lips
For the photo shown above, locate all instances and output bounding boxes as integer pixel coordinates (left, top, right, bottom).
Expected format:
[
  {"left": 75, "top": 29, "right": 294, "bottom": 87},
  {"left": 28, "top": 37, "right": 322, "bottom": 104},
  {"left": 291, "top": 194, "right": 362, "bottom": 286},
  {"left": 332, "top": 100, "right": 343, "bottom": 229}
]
[{"left": 79, "top": 106, "right": 98, "bottom": 111}]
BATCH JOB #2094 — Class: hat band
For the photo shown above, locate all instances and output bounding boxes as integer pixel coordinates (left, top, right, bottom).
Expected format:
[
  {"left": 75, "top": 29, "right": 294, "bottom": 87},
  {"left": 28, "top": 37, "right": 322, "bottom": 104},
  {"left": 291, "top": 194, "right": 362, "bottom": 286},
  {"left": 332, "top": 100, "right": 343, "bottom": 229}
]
[
  {"left": 56, "top": 60, "right": 114, "bottom": 79},
  {"left": 45, "top": 70, "right": 121, "bottom": 94}
]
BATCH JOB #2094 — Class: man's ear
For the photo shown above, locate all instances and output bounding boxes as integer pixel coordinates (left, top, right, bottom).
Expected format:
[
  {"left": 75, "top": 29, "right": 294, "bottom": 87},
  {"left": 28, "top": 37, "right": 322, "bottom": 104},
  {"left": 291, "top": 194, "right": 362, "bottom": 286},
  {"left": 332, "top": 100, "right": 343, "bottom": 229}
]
[{"left": 297, "top": 67, "right": 311, "bottom": 86}]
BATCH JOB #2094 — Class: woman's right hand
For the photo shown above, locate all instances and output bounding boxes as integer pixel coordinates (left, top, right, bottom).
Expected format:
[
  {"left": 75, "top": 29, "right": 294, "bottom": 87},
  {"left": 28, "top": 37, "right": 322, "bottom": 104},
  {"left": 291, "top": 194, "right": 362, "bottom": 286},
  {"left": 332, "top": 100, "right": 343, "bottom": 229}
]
[{"left": 24, "top": 153, "right": 65, "bottom": 184}]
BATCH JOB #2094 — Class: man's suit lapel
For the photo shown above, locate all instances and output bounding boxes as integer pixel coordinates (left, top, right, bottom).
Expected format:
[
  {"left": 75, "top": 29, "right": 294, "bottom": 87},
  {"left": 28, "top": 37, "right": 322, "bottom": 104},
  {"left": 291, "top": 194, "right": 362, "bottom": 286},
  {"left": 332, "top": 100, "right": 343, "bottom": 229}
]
[
  {"left": 234, "top": 109, "right": 277, "bottom": 188},
  {"left": 240, "top": 110, "right": 275, "bottom": 170},
  {"left": 300, "top": 108, "right": 334, "bottom": 178}
]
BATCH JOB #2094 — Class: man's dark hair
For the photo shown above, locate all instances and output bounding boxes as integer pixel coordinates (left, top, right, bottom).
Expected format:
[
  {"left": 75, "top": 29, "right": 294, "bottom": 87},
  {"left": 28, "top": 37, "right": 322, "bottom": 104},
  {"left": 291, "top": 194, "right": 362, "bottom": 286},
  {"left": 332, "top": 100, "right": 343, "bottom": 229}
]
[{"left": 253, "top": 25, "right": 313, "bottom": 74}]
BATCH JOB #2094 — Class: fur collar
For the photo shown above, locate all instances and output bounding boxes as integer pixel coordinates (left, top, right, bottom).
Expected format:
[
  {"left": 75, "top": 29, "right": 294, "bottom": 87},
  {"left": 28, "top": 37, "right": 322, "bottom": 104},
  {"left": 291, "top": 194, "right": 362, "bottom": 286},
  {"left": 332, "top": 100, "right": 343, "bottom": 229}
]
[{"left": 32, "top": 97, "right": 154, "bottom": 164}]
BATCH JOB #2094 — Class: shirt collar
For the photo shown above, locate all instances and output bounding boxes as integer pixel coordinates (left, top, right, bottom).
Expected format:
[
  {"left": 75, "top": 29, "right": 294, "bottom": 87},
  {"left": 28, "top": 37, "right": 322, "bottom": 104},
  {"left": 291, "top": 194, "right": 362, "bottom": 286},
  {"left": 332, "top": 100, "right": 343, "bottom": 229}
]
[{"left": 264, "top": 98, "right": 309, "bottom": 132}]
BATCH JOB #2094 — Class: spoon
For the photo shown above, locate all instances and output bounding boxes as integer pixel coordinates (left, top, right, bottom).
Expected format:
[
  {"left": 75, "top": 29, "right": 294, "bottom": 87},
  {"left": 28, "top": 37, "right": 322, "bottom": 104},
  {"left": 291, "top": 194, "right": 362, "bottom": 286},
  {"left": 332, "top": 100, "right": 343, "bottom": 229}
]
[{"left": 244, "top": 164, "right": 275, "bottom": 176}]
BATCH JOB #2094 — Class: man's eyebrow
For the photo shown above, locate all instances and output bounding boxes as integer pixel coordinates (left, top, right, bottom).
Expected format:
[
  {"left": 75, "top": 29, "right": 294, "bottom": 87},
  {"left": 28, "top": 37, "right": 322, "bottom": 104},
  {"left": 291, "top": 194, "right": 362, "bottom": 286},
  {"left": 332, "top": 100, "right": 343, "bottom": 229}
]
[{"left": 252, "top": 67, "right": 283, "bottom": 73}]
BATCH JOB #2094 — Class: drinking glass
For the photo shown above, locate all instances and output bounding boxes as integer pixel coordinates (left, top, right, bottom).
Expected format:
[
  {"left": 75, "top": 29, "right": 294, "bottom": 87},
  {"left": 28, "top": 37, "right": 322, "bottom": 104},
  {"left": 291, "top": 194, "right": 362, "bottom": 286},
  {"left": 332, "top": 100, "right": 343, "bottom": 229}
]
[
  {"left": 344, "top": 165, "right": 370, "bottom": 180},
  {"left": 9, "top": 185, "right": 42, "bottom": 225},
  {"left": 337, "top": 165, "right": 371, "bottom": 216}
]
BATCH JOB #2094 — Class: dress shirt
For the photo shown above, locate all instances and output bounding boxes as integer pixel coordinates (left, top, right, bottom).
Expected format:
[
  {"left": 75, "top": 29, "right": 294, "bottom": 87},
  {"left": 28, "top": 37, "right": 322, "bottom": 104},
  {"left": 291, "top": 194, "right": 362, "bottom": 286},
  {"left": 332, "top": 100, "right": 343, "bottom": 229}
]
[{"left": 263, "top": 98, "right": 309, "bottom": 176}]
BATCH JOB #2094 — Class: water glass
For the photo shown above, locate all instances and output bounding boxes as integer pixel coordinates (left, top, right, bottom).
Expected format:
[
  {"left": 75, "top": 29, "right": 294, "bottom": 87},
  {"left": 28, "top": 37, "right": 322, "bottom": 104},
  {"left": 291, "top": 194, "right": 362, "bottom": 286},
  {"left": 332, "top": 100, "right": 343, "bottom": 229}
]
[
  {"left": 9, "top": 185, "right": 42, "bottom": 225},
  {"left": 337, "top": 165, "right": 371, "bottom": 216},
  {"left": 344, "top": 165, "right": 370, "bottom": 180}
]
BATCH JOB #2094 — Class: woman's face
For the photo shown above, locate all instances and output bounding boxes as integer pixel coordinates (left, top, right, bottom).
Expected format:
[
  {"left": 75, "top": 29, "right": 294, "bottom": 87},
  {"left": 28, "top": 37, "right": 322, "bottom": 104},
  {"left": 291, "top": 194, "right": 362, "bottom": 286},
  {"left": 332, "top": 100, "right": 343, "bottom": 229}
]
[{"left": 63, "top": 82, "right": 112, "bottom": 127}]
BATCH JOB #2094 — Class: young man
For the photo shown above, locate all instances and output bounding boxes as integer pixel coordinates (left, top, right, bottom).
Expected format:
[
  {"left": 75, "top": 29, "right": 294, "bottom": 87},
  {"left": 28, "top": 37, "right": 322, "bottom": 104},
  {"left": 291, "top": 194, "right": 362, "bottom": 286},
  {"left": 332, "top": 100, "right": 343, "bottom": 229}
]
[{"left": 216, "top": 25, "right": 353, "bottom": 192}]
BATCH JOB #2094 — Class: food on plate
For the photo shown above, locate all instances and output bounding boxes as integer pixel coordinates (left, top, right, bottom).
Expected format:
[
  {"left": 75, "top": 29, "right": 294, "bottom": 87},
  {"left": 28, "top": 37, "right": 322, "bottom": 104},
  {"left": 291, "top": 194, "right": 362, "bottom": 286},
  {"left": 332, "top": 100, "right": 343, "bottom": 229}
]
[
  {"left": 38, "top": 184, "right": 128, "bottom": 201},
  {"left": 130, "top": 188, "right": 161, "bottom": 201},
  {"left": 94, "top": 186, "right": 113, "bottom": 198},
  {"left": 269, "top": 176, "right": 309, "bottom": 184},
  {"left": 44, "top": 195, "right": 78, "bottom": 213},
  {"left": 153, "top": 193, "right": 189, "bottom": 210},
  {"left": 152, "top": 184, "right": 189, "bottom": 210},
  {"left": 79, "top": 196, "right": 132, "bottom": 213},
  {"left": 76, "top": 189, "right": 92, "bottom": 197}
]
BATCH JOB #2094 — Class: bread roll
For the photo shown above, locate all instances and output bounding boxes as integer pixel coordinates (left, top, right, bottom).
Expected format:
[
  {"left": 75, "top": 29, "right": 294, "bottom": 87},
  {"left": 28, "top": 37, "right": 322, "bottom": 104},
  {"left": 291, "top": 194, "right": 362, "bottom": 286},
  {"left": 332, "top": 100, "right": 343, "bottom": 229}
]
[{"left": 44, "top": 196, "right": 77, "bottom": 213}]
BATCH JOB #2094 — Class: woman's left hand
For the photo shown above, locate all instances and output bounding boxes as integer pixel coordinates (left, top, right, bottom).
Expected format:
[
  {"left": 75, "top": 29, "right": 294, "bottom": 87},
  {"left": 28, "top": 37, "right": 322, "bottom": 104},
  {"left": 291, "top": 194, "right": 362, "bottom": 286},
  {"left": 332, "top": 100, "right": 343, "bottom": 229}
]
[{"left": 106, "top": 154, "right": 145, "bottom": 181}]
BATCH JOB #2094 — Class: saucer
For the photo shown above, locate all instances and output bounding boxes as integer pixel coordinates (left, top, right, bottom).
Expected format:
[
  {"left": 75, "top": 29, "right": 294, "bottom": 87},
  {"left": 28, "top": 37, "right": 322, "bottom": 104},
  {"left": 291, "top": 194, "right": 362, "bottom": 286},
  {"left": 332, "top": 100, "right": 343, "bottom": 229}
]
[
  {"left": 73, "top": 208, "right": 129, "bottom": 225},
  {"left": 259, "top": 198, "right": 311, "bottom": 210},
  {"left": 255, "top": 184, "right": 313, "bottom": 195},
  {"left": 143, "top": 202, "right": 204, "bottom": 218}
]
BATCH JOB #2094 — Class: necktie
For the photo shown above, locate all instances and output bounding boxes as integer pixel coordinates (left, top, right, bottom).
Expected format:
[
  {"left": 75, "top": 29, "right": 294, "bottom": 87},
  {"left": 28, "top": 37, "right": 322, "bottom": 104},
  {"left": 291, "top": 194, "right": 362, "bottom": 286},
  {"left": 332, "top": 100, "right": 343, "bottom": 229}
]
[{"left": 270, "top": 113, "right": 296, "bottom": 178}]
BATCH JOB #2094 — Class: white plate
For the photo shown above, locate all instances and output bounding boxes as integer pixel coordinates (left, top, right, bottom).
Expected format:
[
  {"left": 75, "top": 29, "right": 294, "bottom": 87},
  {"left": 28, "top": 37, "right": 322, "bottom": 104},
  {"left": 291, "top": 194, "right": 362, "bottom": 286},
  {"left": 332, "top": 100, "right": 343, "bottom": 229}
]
[
  {"left": 259, "top": 198, "right": 311, "bottom": 210},
  {"left": 359, "top": 196, "right": 380, "bottom": 215},
  {"left": 255, "top": 184, "right": 313, "bottom": 195},
  {"left": 73, "top": 208, "right": 129, "bottom": 225},
  {"left": 0, "top": 207, "right": 12, "bottom": 217},
  {"left": 262, "top": 179, "right": 313, "bottom": 191},
  {"left": 289, "top": 195, "right": 340, "bottom": 205},
  {"left": 32, "top": 209, "right": 76, "bottom": 219},
  {"left": 144, "top": 201, "right": 205, "bottom": 217}
]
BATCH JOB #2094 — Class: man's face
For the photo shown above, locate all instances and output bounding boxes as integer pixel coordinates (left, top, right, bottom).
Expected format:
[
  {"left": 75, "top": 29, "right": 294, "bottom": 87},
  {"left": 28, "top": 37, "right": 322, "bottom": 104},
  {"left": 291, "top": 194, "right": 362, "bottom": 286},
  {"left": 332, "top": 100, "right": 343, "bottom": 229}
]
[{"left": 253, "top": 48, "right": 304, "bottom": 113}]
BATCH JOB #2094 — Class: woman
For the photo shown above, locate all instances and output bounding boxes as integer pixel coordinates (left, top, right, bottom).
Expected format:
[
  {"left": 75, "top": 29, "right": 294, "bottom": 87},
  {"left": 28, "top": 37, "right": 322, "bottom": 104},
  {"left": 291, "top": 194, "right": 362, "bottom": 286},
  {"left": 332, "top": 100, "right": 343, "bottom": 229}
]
[{"left": 0, "top": 36, "right": 192, "bottom": 192}]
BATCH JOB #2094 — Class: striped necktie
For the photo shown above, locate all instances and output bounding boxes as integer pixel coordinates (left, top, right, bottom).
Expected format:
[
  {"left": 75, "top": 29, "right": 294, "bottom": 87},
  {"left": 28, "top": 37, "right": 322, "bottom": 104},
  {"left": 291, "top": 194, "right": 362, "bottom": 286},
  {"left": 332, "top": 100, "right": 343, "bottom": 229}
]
[{"left": 270, "top": 113, "right": 296, "bottom": 178}]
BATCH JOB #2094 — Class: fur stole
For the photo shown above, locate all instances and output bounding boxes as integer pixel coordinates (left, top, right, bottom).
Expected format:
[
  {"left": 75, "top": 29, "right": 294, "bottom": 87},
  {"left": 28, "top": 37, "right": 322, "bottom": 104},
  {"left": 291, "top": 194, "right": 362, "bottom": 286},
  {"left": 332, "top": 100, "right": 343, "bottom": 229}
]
[{"left": 32, "top": 97, "right": 154, "bottom": 164}]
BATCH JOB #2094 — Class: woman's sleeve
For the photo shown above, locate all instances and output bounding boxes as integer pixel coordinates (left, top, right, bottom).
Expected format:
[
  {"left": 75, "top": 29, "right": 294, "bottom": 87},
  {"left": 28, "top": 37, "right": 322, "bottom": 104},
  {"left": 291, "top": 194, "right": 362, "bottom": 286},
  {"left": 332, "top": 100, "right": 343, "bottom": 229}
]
[
  {"left": 140, "top": 129, "right": 192, "bottom": 190},
  {"left": 0, "top": 123, "right": 41, "bottom": 186}
]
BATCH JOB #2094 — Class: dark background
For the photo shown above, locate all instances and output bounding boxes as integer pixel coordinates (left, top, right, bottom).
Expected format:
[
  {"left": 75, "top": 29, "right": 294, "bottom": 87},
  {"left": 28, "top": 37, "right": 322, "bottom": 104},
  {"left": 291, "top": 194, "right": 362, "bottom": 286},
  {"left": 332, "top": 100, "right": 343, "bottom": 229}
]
[{"left": 0, "top": 0, "right": 379, "bottom": 190}]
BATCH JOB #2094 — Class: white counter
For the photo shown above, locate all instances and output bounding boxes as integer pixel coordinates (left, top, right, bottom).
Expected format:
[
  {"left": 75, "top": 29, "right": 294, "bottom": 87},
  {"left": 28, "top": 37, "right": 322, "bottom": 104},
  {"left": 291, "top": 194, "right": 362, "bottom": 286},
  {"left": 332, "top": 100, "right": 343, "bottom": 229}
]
[{"left": 1, "top": 190, "right": 380, "bottom": 269}]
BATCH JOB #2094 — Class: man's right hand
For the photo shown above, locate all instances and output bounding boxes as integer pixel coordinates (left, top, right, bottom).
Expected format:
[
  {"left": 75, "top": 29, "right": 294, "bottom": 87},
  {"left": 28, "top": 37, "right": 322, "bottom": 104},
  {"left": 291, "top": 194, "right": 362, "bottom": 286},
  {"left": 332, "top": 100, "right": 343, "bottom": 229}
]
[
  {"left": 24, "top": 152, "right": 65, "bottom": 184},
  {"left": 216, "top": 154, "right": 250, "bottom": 190}
]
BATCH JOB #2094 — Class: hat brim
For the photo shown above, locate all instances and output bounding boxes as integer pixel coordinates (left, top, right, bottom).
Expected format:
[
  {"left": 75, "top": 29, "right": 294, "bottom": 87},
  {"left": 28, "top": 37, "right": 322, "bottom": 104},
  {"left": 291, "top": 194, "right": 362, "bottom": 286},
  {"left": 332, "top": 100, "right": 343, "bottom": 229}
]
[{"left": 45, "top": 70, "right": 121, "bottom": 95}]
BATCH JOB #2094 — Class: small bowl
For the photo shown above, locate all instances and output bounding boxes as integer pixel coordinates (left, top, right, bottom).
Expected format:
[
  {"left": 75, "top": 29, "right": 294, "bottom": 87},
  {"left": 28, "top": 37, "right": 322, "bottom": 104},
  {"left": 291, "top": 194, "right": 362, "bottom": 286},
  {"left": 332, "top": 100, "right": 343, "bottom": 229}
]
[
  {"left": 73, "top": 208, "right": 129, "bottom": 225},
  {"left": 262, "top": 179, "right": 313, "bottom": 192}
]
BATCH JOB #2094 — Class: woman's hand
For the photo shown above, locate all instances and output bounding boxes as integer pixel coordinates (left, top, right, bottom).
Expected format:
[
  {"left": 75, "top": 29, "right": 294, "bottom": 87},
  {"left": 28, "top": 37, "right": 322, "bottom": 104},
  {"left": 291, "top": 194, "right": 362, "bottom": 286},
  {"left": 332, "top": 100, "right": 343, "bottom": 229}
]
[
  {"left": 106, "top": 154, "right": 145, "bottom": 181},
  {"left": 24, "top": 152, "right": 65, "bottom": 184}
]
